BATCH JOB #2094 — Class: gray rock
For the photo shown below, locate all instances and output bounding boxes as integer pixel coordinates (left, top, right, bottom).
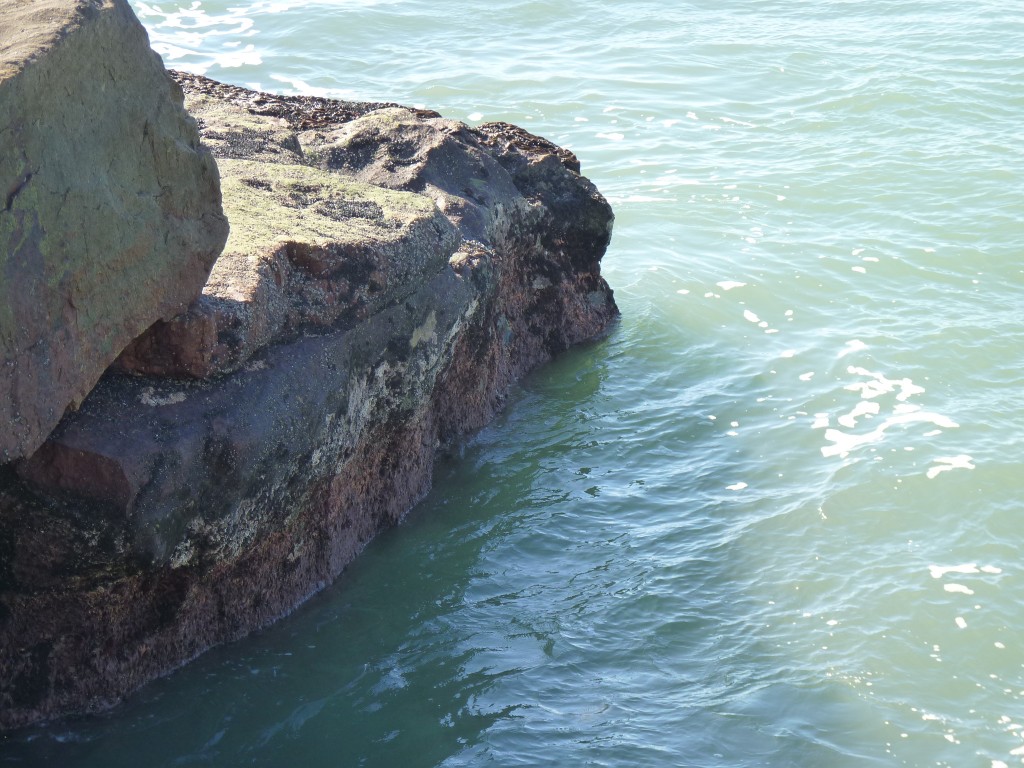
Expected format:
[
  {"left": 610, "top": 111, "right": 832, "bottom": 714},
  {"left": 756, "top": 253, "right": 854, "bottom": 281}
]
[
  {"left": 0, "top": 72, "right": 617, "bottom": 730},
  {"left": 116, "top": 155, "right": 461, "bottom": 378},
  {"left": 0, "top": 0, "right": 228, "bottom": 462}
]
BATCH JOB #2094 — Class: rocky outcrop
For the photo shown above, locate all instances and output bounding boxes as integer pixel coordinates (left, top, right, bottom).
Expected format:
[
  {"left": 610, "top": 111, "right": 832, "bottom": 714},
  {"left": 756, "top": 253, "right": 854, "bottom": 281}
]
[
  {"left": 114, "top": 156, "right": 461, "bottom": 379},
  {"left": 0, "top": 66, "right": 616, "bottom": 730},
  {"left": 0, "top": 0, "right": 228, "bottom": 462}
]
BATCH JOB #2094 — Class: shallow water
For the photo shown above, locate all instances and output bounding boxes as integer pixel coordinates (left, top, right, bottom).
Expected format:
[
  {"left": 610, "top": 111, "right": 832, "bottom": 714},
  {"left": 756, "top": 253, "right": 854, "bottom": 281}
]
[{"left": 5, "top": 1, "right": 1024, "bottom": 765}]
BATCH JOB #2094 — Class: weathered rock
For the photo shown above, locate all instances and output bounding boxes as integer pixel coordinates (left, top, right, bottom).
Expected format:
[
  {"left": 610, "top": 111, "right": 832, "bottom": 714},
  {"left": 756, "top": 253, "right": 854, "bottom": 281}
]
[
  {"left": 0, "top": 0, "right": 228, "bottom": 462},
  {"left": 0, "top": 71, "right": 617, "bottom": 730},
  {"left": 116, "top": 155, "right": 460, "bottom": 378}
]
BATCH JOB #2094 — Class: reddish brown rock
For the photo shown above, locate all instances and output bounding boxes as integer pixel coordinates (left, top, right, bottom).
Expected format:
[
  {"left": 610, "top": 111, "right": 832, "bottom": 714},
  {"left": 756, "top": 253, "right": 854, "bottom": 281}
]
[
  {"left": 0, "top": 1, "right": 228, "bottom": 462},
  {"left": 0, "top": 72, "right": 617, "bottom": 730}
]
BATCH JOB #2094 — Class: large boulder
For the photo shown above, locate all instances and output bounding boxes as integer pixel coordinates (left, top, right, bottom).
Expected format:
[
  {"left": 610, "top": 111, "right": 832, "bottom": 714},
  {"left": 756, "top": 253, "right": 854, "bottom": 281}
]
[
  {"left": 0, "top": 72, "right": 617, "bottom": 729},
  {"left": 0, "top": 0, "right": 228, "bottom": 462}
]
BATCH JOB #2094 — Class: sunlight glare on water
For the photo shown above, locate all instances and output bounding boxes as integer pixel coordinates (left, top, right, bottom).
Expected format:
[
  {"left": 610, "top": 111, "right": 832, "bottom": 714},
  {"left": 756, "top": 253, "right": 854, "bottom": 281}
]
[{"left": 4, "top": 1, "right": 1024, "bottom": 766}]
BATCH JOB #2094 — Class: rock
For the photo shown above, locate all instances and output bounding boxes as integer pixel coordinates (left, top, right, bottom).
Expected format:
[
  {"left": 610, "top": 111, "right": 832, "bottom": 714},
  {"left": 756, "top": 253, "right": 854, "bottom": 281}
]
[
  {"left": 0, "top": 71, "right": 617, "bottom": 730},
  {"left": 0, "top": 0, "right": 228, "bottom": 462},
  {"left": 116, "top": 155, "right": 461, "bottom": 378}
]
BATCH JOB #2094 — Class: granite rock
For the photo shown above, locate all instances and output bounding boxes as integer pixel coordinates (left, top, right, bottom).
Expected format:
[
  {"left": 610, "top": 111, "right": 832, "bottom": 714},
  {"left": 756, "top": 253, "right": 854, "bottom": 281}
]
[
  {"left": 1, "top": 71, "right": 617, "bottom": 730},
  {"left": 0, "top": 0, "right": 228, "bottom": 462}
]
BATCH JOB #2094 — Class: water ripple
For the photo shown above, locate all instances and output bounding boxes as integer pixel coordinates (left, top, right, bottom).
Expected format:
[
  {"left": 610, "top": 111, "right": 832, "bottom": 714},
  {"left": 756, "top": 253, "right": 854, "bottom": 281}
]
[{"left": 6, "top": 1, "right": 1023, "bottom": 766}]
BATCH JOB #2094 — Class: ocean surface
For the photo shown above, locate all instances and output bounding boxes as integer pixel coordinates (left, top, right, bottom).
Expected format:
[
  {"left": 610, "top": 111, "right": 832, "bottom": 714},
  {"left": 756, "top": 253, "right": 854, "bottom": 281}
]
[{"left": 5, "top": 1, "right": 1024, "bottom": 765}]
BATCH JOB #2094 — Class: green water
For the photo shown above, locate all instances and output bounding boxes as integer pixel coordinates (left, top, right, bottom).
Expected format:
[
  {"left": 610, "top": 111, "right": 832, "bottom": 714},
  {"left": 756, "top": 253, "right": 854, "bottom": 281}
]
[{"left": 4, "top": 1, "right": 1024, "bottom": 765}]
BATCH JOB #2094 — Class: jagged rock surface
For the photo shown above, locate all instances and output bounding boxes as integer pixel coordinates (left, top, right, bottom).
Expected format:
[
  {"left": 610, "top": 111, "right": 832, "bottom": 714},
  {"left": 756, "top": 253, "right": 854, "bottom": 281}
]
[
  {"left": 0, "top": 1, "right": 228, "bottom": 462},
  {"left": 0, "top": 71, "right": 617, "bottom": 730}
]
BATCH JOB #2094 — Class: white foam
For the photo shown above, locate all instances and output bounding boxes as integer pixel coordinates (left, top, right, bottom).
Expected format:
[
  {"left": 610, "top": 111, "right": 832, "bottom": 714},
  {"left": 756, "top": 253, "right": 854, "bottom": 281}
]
[
  {"left": 152, "top": 43, "right": 204, "bottom": 64},
  {"left": 467, "top": 112, "right": 484, "bottom": 121},
  {"left": 821, "top": 411, "right": 960, "bottom": 458},
  {"left": 837, "top": 400, "right": 880, "bottom": 428},
  {"left": 838, "top": 339, "right": 867, "bottom": 358},
  {"left": 596, "top": 132, "right": 625, "bottom": 141},
  {"left": 929, "top": 564, "right": 980, "bottom": 579},
  {"left": 897, "top": 380, "right": 926, "bottom": 401},
  {"left": 743, "top": 310, "right": 760, "bottom": 323},
  {"left": 268, "top": 73, "right": 350, "bottom": 97},
  {"left": 955, "top": 616, "right": 968, "bottom": 629},
  {"left": 944, "top": 583, "right": 975, "bottom": 595},
  {"left": 726, "top": 482, "right": 748, "bottom": 491},
  {"left": 926, "top": 455, "right": 976, "bottom": 479},
  {"left": 843, "top": 367, "right": 929, "bottom": 403},
  {"left": 218, "top": 46, "right": 264, "bottom": 67}
]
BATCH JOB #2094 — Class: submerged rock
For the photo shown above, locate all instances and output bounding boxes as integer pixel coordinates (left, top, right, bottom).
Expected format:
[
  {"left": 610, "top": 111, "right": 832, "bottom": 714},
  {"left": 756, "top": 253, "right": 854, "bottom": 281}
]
[
  {"left": 0, "top": 0, "right": 228, "bottom": 462},
  {"left": 0, "top": 64, "right": 616, "bottom": 729}
]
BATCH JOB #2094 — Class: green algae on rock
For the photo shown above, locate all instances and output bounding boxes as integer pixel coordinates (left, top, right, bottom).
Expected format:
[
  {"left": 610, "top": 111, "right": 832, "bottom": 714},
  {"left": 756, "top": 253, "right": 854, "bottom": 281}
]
[{"left": 117, "top": 158, "right": 460, "bottom": 378}]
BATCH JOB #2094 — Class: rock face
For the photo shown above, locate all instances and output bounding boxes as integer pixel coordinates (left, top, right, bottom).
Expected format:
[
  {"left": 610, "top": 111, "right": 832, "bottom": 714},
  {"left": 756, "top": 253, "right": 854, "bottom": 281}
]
[
  {"left": 0, "top": 0, "right": 228, "bottom": 462},
  {"left": 0, "top": 69, "right": 617, "bottom": 730}
]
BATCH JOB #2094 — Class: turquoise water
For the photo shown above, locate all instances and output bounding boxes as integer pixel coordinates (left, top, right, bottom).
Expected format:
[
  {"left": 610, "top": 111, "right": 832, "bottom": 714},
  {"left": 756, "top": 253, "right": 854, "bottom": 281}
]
[{"left": 6, "top": 1, "right": 1024, "bottom": 765}]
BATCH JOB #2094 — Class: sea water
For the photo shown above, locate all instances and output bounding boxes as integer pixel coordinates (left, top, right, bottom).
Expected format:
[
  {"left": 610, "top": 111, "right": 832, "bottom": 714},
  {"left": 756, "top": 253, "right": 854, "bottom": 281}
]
[{"left": 4, "top": 1, "right": 1024, "bottom": 765}]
